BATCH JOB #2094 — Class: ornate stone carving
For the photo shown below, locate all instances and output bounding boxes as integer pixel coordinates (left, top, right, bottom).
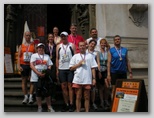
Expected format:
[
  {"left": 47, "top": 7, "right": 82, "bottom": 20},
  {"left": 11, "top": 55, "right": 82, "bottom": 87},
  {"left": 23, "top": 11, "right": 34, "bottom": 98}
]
[
  {"left": 128, "top": 4, "right": 148, "bottom": 26},
  {"left": 70, "top": 4, "right": 89, "bottom": 37},
  {"left": 89, "top": 4, "right": 96, "bottom": 30}
]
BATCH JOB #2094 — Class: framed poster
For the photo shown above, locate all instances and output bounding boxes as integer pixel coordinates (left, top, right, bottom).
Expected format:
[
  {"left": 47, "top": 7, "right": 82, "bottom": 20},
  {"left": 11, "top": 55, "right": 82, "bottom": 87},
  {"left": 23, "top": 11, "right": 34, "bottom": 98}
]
[
  {"left": 112, "top": 88, "right": 138, "bottom": 112},
  {"left": 111, "top": 79, "right": 148, "bottom": 112},
  {"left": 4, "top": 47, "right": 14, "bottom": 74}
]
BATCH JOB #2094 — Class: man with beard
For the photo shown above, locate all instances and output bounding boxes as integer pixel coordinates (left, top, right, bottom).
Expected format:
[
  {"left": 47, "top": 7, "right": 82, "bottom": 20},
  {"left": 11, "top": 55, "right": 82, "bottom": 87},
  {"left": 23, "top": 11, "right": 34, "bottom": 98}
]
[{"left": 85, "top": 28, "right": 102, "bottom": 51}]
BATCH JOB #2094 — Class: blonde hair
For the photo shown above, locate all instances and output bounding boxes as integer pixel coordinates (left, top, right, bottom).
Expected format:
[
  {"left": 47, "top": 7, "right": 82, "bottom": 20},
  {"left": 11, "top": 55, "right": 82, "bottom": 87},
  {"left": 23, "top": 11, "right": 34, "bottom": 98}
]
[{"left": 100, "top": 38, "right": 110, "bottom": 50}]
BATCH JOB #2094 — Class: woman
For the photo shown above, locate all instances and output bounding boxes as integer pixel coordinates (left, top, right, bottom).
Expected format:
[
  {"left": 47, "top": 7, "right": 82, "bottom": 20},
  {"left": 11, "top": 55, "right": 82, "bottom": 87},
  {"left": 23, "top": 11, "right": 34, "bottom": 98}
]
[
  {"left": 97, "top": 38, "right": 111, "bottom": 110},
  {"left": 53, "top": 26, "right": 62, "bottom": 45},
  {"left": 30, "top": 43, "right": 55, "bottom": 112},
  {"left": 44, "top": 33, "right": 57, "bottom": 102},
  {"left": 86, "top": 39, "right": 99, "bottom": 111}
]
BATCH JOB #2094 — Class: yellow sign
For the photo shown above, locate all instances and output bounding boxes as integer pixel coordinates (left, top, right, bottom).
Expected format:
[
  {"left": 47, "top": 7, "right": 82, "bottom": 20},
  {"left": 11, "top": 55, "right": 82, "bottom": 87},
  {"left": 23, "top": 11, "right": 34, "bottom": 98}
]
[{"left": 122, "top": 82, "right": 140, "bottom": 89}]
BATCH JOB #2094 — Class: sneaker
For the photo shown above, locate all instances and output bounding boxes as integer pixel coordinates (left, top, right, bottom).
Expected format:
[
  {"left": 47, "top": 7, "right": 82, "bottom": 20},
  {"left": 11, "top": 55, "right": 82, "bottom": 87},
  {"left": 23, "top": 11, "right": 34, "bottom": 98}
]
[
  {"left": 28, "top": 97, "right": 34, "bottom": 104},
  {"left": 48, "top": 107, "right": 55, "bottom": 112},
  {"left": 38, "top": 108, "right": 42, "bottom": 112},
  {"left": 22, "top": 97, "right": 28, "bottom": 104},
  {"left": 92, "top": 103, "right": 98, "bottom": 110},
  {"left": 61, "top": 104, "right": 69, "bottom": 112},
  {"left": 69, "top": 104, "right": 74, "bottom": 112}
]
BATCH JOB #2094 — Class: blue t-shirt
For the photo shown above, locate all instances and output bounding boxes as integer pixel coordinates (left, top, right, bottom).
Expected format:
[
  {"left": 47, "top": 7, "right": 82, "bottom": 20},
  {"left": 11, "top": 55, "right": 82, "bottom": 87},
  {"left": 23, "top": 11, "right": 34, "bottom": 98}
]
[{"left": 110, "top": 47, "right": 128, "bottom": 73}]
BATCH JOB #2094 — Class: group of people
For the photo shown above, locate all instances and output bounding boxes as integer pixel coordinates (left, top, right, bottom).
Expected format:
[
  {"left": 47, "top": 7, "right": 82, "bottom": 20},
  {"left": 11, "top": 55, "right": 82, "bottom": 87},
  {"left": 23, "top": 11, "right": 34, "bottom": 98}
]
[{"left": 17, "top": 23, "right": 133, "bottom": 112}]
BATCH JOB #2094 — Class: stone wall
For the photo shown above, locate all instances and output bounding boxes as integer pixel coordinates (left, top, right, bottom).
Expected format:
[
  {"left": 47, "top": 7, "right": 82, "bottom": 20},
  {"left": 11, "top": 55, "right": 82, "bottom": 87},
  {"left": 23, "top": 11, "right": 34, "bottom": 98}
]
[{"left": 96, "top": 4, "right": 148, "bottom": 68}]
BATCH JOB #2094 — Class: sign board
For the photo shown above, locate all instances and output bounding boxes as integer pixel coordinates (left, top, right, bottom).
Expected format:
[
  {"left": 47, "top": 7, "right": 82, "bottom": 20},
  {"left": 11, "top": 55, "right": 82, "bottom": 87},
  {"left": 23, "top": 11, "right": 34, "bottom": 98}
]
[
  {"left": 4, "top": 47, "right": 14, "bottom": 74},
  {"left": 111, "top": 79, "right": 148, "bottom": 112}
]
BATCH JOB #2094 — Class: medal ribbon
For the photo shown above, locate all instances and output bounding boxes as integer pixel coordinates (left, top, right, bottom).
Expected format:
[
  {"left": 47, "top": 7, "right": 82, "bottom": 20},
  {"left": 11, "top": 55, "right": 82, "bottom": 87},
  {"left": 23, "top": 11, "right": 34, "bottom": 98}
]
[
  {"left": 48, "top": 44, "right": 53, "bottom": 56},
  {"left": 26, "top": 44, "right": 30, "bottom": 53},
  {"left": 115, "top": 47, "right": 122, "bottom": 59},
  {"left": 62, "top": 43, "right": 69, "bottom": 55},
  {"left": 38, "top": 53, "right": 44, "bottom": 64},
  {"left": 80, "top": 53, "right": 86, "bottom": 61},
  {"left": 71, "top": 35, "right": 77, "bottom": 45},
  {"left": 100, "top": 51, "right": 107, "bottom": 61}
]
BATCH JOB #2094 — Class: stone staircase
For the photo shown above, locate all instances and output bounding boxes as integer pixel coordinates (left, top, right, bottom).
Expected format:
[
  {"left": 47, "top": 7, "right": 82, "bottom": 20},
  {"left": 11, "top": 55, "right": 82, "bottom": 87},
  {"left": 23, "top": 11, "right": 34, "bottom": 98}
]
[
  {"left": 4, "top": 76, "right": 65, "bottom": 112},
  {"left": 4, "top": 68, "right": 148, "bottom": 112}
]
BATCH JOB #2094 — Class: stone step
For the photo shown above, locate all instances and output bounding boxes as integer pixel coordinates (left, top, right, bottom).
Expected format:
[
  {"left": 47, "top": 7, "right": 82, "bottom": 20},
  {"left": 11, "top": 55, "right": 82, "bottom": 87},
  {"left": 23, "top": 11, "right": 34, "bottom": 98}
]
[
  {"left": 4, "top": 91, "right": 63, "bottom": 101},
  {"left": 4, "top": 69, "right": 148, "bottom": 112},
  {"left": 4, "top": 98, "right": 65, "bottom": 112}
]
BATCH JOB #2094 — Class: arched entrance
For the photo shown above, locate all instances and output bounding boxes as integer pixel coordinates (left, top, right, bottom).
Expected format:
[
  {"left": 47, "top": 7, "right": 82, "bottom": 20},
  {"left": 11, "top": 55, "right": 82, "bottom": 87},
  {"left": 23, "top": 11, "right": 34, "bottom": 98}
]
[{"left": 47, "top": 4, "right": 72, "bottom": 34}]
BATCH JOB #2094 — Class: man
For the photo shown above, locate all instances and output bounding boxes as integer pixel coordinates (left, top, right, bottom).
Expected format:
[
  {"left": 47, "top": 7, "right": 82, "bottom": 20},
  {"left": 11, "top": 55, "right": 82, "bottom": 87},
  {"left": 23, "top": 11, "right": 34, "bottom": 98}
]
[
  {"left": 107, "top": 35, "right": 133, "bottom": 101},
  {"left": 17, "top": 31, "right": 35, "bottom": 104},
  {"left": 30, "top": 43, "right": 55, "bottom": 112},
  {"left": 69, "top": 41, "right": 98, "bottom": 112},
  {"left": 68, "top": 23, "right": 85, "bottom": 53},
  {"left": 56, "top": 31, "right": 76, "bottom": 112},
  {"left": 85, "top": 28, "right": 102, "bottom": 51}
]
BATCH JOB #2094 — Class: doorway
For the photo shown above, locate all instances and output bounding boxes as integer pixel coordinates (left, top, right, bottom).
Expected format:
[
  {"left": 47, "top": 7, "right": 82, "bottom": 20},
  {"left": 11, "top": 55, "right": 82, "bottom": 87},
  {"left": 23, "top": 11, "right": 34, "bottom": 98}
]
[{"left": 47, "top": 4, "right": 72, "bottom": 35}]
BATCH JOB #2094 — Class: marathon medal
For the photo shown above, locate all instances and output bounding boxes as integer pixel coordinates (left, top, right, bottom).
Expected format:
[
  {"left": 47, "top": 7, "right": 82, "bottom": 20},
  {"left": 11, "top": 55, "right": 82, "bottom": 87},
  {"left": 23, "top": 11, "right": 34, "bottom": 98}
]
[
  {"left": 50, "top": 55, "right": 52, "bottom": 59},
  {"left": 103, "top": 60, "right": 105, "bottom": 65},
  {"left": 64, "top": 54, "right": 67, "bottom": 58},
  {"left": 26, "top": 52, "right": 29, "bottom": 57},
  {"left": 82, "top": 60, "right": 85, "bottom": 65},
  {"left": 115, "top": 47, "right": 122, "bottom": 61},
  {"left": 80, "top": 53, "right": 86, "bottom": 65},
  {"left": 26, "top": 44, "right": 30, "bottom": 57},
  {"left": 62, "top": 44, "right": 68, "bottom": 58}
]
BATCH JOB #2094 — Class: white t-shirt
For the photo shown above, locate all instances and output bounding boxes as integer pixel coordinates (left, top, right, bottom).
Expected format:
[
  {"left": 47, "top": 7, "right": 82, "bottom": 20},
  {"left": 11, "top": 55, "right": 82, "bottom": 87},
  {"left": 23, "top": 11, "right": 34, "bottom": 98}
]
[
  {"left": 86, "top": 37, "right": 102, "bottom": 51},
  {"left": 86, "top": 49, "right": 98, "bottom": 60},
  {"left": 58, "top": 43, "right": 73, "bottom": 70},
  {"left": 30, "top": 53, "right": 53, "bottom": 82},
  {"left": 69, "top": 53, "right": 98, "bottom": 85}
]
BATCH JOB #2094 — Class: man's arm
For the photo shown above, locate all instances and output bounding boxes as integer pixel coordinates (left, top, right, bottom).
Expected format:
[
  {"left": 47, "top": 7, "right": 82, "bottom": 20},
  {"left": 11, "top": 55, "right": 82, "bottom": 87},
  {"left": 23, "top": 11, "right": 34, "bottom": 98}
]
[
  {"left": 91, "top": 68, "right": 96, "bottom": 86},
  {"left": 30, "top": 61, "right": 45, "bottom": 77},
  {"left": 69, "top": 59, "right": 83, "bottom": 71},
  {"left": 56, "top": 44, "right": 60, "bottom": 70}
]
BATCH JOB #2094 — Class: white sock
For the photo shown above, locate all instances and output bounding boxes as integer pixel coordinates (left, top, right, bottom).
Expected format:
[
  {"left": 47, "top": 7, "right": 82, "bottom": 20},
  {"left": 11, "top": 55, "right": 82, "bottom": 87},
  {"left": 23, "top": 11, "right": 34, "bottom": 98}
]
[
  {"left": 29, "top": 94, "right": 33, "bottom": 99},
  {"left": 38, "top": 106, "right": 42, "bottom": 109},
  {"left": 24, "top": 94, "right": 28, "bottom": 98}
]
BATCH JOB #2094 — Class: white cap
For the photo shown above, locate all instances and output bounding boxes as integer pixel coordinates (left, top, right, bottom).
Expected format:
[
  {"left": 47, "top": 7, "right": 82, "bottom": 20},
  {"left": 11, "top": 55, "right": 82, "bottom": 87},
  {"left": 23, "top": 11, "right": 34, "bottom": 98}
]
[
  {"left": 60, "top": 31, "right": 68, "bottom": 36},
  {"left": 37, "top": 43, "right": 45, "bottom": 48}
]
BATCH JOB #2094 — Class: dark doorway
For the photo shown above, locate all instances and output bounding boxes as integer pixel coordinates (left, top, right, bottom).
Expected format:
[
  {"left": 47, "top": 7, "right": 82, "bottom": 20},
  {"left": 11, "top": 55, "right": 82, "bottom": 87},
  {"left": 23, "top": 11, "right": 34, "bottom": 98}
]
[{"left": 47, "top": 4, "right": 72, "bottom": 35}]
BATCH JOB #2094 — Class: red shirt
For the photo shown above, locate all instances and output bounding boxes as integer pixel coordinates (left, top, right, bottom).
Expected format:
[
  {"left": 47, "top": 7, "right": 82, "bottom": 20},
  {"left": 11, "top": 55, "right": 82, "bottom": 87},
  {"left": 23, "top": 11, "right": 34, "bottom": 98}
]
[{"left": 68, "top": 34, "right": 84, "bottom": 53}]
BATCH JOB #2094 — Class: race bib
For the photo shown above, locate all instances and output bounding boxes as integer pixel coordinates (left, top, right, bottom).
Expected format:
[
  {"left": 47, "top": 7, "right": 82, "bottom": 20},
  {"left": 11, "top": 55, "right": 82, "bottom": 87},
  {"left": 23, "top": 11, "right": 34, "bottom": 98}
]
[
  {"left": 23, "top": 52, "right": 33, "bottom": 62},
  {"left": 61, "top": 54, "right": 70, "bottom": 63}
]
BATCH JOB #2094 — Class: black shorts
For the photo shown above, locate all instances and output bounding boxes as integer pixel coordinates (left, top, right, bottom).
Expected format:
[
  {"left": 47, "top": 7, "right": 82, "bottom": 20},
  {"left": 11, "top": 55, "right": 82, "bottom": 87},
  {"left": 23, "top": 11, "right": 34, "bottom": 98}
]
[
  {"left": 33, "top": 78, "right": 52, "bottom": 97},
  {"left": 20, "top": 64, "right": 31, "bottom": 77},
  {"left": 111, "top": 72, "right": 127, "bottom": 85},
  {"left": 58, "top": 69, "right": 74, "bottom": 83},
  {"left": 97, "top": 71, "right": 107, "bottom": 85}
]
